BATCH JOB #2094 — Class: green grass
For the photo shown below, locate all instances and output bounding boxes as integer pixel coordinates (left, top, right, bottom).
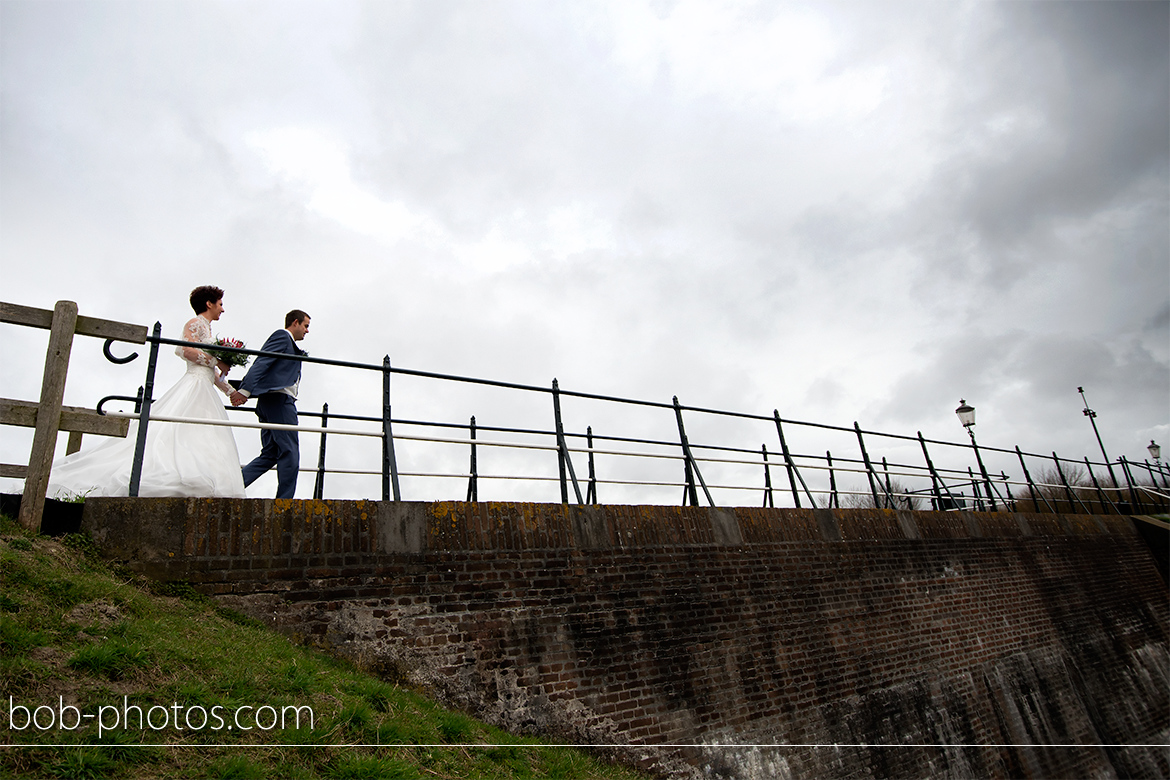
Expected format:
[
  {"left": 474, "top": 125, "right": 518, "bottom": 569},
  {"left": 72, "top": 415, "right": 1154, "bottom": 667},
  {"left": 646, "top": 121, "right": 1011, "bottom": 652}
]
[{"left": 0, "top": 514, "right": 646, "bottom": 780}]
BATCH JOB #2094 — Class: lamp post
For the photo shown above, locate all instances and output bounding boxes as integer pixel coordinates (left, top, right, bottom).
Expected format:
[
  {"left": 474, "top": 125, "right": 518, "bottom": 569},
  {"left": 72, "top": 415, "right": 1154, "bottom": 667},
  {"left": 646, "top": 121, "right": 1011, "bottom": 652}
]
[
  {"left": 955, "top": 399, "right": 996, "bottom": 510},
  {"left": 1078, "top": 387, "right": 1119, "bottom": 488}
]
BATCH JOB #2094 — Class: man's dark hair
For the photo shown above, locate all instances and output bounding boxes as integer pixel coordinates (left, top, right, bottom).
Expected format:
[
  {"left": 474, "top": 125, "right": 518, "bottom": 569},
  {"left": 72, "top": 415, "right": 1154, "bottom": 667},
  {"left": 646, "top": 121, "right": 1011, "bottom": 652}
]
[
  {"left": 285, "top": 309, "right": 310, "bottom": 327},
  {"left": 190, "top": 286, "right": 225, "bottom": 314}
]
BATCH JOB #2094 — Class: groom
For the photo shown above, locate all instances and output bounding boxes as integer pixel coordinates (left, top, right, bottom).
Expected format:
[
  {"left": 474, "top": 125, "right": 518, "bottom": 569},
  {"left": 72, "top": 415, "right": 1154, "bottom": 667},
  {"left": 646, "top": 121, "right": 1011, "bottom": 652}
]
[{"left": 230, "top": 310, "right": 310, "bottom": 499}]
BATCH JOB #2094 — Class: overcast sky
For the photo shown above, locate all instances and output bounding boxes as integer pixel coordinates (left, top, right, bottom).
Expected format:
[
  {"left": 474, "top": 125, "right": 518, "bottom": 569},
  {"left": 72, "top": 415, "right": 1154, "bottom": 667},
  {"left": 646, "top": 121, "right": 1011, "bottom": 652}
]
[{"left": 2, "top": 0, "right": 1167, "bottom": 505}]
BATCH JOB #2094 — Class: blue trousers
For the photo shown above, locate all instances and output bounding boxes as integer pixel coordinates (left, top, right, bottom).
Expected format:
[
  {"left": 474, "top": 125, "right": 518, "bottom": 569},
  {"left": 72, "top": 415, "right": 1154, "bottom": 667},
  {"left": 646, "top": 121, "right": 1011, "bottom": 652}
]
[{"left": 242, "top": 393, "right": 299, "bottom": 499}]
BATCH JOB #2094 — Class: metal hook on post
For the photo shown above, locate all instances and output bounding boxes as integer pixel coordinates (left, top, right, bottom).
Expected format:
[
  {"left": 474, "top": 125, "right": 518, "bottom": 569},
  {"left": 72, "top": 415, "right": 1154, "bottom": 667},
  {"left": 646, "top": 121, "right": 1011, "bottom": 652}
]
[{"left": 103, "top": 338, "right": 139, "bottom": 365}]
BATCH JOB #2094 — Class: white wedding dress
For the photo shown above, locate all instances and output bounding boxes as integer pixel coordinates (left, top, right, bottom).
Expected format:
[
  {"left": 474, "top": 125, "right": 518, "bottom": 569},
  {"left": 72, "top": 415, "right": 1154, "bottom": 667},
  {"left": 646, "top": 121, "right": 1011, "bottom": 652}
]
[{"left": 47, "top": 315, "right": 247, "bottom": 498}]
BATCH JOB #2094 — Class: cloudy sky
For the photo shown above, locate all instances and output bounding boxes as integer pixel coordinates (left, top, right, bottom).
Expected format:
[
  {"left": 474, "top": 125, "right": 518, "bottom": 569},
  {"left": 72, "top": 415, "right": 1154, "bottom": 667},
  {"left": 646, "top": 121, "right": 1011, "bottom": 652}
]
[{"left": 2, "top": 0, "right": 1167, "bottom": 505}]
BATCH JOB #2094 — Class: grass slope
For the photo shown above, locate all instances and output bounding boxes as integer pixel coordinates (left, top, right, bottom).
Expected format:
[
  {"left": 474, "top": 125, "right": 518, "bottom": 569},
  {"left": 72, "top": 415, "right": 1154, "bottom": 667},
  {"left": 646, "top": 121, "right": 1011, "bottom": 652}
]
[{"left": 0, "top": 515, "right": 646, "bottom": 779}]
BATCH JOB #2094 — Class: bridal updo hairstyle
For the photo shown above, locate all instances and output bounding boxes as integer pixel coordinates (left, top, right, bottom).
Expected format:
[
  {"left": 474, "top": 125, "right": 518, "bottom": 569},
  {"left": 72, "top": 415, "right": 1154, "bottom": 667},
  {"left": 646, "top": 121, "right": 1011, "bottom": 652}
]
[{"left": 190, "top": 285, "right": 225, "bottom": 315}]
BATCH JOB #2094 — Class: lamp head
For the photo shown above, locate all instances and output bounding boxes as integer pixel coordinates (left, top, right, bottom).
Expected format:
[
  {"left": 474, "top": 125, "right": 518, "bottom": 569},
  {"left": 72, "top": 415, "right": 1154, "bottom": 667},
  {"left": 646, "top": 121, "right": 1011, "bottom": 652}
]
[
  {"left": 955, "top": 399, "right": 976, "bottom": 429},
  {"left": 1149, "top": 440, "right": 1161, "bottom": 461}
]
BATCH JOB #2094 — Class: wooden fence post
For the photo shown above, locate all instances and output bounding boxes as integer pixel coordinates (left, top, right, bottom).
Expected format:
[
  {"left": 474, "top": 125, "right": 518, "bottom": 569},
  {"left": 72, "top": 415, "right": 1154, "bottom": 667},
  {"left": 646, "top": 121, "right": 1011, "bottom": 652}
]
[{"left": 19, "top": 300, "right": 78, "bottom": 531}]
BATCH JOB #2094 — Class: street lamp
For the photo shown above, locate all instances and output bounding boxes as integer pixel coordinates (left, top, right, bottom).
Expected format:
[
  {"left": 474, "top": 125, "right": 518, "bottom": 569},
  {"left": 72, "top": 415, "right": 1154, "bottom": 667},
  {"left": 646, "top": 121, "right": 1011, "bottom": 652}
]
[
  {"left": 1150, "top": 440, "right": 1169, "bottom": 490},
  {"left": 955, "top": 399, "right": 996, "bottom": 510},
  {"left": 955, "top": 399, "right": 976, "bottom": 429},
  {"left": 1077, "top": 386, "right": 1119, "bottom": 488}
]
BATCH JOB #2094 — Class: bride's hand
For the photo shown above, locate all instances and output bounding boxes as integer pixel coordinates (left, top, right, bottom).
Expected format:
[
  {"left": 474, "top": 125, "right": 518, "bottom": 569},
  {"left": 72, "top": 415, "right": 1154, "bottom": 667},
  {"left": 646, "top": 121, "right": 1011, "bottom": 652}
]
[{"left": 217, "top": 360, "right": 231, "bottom": 375}]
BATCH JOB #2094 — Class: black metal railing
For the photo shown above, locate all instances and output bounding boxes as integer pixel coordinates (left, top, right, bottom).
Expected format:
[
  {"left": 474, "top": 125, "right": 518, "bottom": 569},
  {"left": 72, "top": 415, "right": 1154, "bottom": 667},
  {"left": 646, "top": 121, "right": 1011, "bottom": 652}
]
[{"left": 94, "top": 324, "right": 1170, "bottom": 512}]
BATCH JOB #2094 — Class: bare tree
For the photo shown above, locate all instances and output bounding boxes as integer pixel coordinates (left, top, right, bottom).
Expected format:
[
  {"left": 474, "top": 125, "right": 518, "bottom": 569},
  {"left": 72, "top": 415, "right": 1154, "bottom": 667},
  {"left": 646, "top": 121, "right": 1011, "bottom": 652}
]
[{"left": 840, "top": 481, "right": 923, "bottom": 511}]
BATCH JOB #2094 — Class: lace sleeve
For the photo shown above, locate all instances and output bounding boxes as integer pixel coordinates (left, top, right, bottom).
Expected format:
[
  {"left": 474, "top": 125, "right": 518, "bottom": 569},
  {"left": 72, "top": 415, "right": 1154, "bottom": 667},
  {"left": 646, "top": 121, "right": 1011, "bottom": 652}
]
[
  {"left": 211, "top": 369, "right": 233, "bottom": 397},
  {"left": 176, "top": 318, "right": 216, "bottom": 368}
]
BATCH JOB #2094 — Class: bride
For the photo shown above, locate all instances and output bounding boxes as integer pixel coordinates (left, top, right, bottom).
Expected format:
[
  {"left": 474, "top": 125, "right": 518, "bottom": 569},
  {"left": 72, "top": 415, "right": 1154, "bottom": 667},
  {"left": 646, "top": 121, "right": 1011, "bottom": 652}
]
[{"left": 47, "top": 286, "right": 247, "bottom": 498}]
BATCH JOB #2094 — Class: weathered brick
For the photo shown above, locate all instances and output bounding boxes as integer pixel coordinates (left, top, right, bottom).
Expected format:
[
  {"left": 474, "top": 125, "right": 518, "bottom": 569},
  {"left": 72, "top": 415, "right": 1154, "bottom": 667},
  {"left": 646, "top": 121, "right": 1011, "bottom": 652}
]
[{"left": 81, "top": 499, "right": 1168, "bottom": 780}]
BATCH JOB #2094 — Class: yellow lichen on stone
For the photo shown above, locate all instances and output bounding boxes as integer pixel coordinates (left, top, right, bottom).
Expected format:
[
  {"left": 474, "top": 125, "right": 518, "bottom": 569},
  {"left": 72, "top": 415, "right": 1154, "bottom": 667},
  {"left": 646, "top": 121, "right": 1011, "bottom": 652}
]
[{"left": 430, "top": 502, "right": 456, "bottom": 522}]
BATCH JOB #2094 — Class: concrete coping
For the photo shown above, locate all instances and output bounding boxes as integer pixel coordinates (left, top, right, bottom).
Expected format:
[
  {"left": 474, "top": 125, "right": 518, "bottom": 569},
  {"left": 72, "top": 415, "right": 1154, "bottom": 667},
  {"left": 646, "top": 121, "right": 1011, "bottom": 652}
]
[{"left": 79, "top": 498, "right": 1139, "bottom": 561}]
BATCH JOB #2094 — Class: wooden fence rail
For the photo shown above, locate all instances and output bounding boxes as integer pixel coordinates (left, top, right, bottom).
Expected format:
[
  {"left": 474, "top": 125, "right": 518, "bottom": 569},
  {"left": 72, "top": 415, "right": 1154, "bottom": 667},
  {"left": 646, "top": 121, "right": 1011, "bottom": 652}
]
[{"left": 0, "top": 301, "right": 146, "bottom": 530}]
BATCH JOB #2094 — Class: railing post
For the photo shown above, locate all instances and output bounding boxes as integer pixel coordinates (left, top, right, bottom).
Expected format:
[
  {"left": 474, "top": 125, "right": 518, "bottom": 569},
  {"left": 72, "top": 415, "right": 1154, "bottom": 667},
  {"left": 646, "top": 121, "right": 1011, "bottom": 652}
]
[
  {"left": 554, "top": 383, "right": 569, "bottom": 503},
  {"left": 675, "top": 399, "right": 699, "bottom": 506},
  {"left": 826, "top": 450, "right": 839, "bottom": 508},
  {"left": 128, "top": 323, "right": 162, "bottom": 498},
  {"left": 1000, "top": 471, "right": 1015, "bottom": 509},
  {"left": 1052, "top": 453, "right": 1090, "bottom": 514},
  {"left": 919, "top": 433, "right": 957, "bottom": 510},
  {"left": 382, "top": 356, "right": 401, "bottom": 501},
  {"left": 551, "top": 380, "right": 584, "bottom": 505},
  {"left": 968, "top": 433, "right": 997, "bottom": 511},
  {"left": 466, "top": 415, "right": 478, "bottom": 502},
  {"left": 774, "top": 411, "right": 817, "bottom": 508},
  {"left": 762, "top": 444, "right": 774, "bottom": 508},
  {"left": 1119, "top": 457, "right": 1142, "bottom": 513},
  {"left": 1052, "top": 455, "right": 1074, "bottom": 512},
  {"left": 673, "top": 397, "right": 714, "bottom": 507},
  {"left": 969, "top": 469, "right": 983, "bottom": 511},
  {"left": 1083, "top": 457, "right": 1116, "bottom": 514},
  {"left": 20, "top": 300, "right": 79, "bottom": 530},
  {"left": 774, "top": 412, "right": 801, "bottom": 508},
  {"left": 1141, "top": 459, "right": 1165, "bottom": 494},
  {"left": 313, "top": 402, "right": 329, "bottom": 500},
  {"left": 881, "top": 457, "right": 893, "bottom": 509},
  {"left": 854, "top": 423, "right": 882, "bottom": 509},
  {"left": 1155, "top": 458, "right": 1170, "bottom": 490},
  {"left": 1016, "top": 447, "right": 1053, "bottom": 513},
  {"left": 586, "top": 425, "right": 597, "bottom": 505}
]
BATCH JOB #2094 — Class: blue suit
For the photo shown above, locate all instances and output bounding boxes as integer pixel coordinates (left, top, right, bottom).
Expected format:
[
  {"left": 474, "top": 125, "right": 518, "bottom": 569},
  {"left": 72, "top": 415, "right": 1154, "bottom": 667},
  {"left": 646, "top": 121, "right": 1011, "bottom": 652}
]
[{"left": 240, "top": 329, "right": 305, "bottom": 498}]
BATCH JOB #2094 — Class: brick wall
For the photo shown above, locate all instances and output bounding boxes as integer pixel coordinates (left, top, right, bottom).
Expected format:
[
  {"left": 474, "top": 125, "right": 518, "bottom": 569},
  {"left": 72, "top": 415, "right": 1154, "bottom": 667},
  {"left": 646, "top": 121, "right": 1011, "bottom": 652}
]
[{"left": 82, "top": 498, "right": 1170, "bottom": 779}]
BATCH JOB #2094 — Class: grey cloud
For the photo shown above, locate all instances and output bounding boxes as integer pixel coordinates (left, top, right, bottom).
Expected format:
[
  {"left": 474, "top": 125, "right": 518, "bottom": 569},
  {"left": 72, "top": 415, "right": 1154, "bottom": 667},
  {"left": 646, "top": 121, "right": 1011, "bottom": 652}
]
[
  {"left": 877, "top": 329, "right": 1168, "bottom": 459},
  {"left": 1, "top": 1, "right": 1165, "bottom": 498},
  {"left": 928, "top": 1, "right": 1169, "bottom": 250}
]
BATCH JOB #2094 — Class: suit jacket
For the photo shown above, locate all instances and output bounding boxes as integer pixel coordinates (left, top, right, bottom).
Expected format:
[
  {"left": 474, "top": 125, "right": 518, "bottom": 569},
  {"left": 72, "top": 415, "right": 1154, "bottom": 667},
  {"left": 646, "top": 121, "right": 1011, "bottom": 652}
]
[{"left": 240, "top": 329, "right": 305, "bottom": 398}]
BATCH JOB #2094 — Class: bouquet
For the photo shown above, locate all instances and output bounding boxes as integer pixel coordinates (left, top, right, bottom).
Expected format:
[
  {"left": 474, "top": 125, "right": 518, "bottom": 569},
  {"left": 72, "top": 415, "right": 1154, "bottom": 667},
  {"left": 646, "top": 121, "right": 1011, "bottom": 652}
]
[{"left": 207, "top": 336, "right": 249, "bottom": 367}]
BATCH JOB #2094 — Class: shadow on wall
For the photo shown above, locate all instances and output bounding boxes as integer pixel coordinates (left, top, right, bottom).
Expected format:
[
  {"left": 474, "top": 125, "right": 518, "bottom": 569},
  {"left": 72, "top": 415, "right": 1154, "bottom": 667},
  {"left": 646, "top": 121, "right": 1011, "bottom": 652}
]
[{"left": 1, "top": 493, "right": 83, "bottom": 536}]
